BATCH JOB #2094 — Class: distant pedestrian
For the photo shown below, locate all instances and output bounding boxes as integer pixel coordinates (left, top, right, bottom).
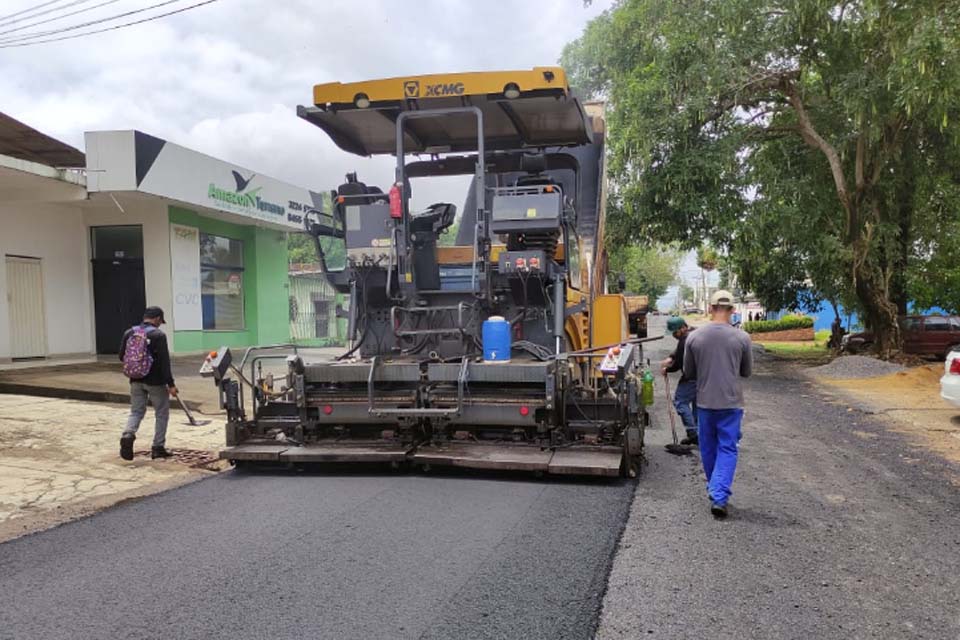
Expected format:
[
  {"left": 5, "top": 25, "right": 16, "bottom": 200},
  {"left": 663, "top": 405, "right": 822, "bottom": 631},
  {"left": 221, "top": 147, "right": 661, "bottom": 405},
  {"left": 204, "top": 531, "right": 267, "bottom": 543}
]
[
  {"left": 828, "top": 315, "right": 846, "bottom": 350},
  {"left": 119, "top": 306, "right": 177, "bottom": 461},
  {"left": 683, "top": 290, "right": 753, "bottom": 519},
  {"left": 660, "top": 317, "right": 697, "bottom": 445},
  {"left": 748, "top": 312, "right": 754, "bottom": 322}
]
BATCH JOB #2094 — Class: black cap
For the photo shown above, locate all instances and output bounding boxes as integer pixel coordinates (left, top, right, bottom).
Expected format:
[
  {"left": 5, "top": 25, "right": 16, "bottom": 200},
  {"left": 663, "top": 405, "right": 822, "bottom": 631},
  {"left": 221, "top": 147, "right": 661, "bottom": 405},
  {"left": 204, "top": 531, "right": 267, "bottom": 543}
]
[{"left": 143, "top": 306, "right": 166, "bottom": 324}]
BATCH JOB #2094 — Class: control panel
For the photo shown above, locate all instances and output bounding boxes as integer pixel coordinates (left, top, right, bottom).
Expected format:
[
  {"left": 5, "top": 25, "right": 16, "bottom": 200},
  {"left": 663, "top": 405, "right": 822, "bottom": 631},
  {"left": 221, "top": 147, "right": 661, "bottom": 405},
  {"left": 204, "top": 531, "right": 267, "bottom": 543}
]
[
  {"left": 344, "top": 203, "right": 393, "bottom": 265},
  {"left": 498, "top": 250, "right": 548, "bottom": 275},
  {"left": 598, "top": 343, "right": 636, "bottom": 375},
  {"left": 200, "top": 346, "right": 233, "bottom": 381}
]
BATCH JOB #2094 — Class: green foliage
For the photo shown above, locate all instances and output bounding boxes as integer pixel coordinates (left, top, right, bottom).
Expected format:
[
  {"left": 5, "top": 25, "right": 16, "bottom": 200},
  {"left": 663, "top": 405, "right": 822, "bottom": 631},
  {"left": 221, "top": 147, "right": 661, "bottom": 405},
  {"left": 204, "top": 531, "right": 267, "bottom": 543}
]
[
  {"left": 438, "top": 218, "right": 461, "bottom": 247},
  {"left": 906, "top": 170, "right": 960, "bottom": 313},
  {"left": 563, "top": 0, "right": 960, "bottom": 354},
  {"left": 607, "top": 243, "right": 680, "bottom": 302},
  {"left": 288, "top": 232, "right": 347, "bottom": 270},
  {"left": 696, "top": 246, "right": 719, "bottom": 272},
  {"left": 287, "top": 232, "right": 316, "bottom": 265},
  {"left": 744, "top": 315, "right": 814, "bottom": 334},
  {"left": 760, "top": 340, "right": 830, "bottom": 362},
  {"left": 287, "top": 192, "right": 346, "bottom": 270}
]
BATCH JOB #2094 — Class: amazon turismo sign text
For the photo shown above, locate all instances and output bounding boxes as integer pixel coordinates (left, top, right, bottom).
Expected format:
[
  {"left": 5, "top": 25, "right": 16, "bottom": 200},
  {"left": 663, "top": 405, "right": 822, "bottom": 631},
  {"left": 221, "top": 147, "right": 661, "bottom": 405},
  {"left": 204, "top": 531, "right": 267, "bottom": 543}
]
[{"left": 207, "top": 184, "right": 286, "bottom": 216}]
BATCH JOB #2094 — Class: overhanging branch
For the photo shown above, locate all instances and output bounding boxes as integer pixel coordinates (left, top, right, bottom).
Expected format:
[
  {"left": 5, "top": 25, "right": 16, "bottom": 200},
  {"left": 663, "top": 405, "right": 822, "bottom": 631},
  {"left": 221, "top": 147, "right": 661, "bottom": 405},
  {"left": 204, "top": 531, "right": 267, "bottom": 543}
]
[{"left": 782, "top": 80, "right": 853, "bottom": 224}]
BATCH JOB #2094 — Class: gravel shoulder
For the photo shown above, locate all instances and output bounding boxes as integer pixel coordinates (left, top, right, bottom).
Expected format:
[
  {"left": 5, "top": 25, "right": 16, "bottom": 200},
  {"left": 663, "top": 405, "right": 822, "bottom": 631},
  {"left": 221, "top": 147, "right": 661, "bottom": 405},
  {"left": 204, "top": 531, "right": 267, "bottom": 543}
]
[
  {"left": 814, "top": 362, "right": 960, "bottom": 469},
  {"left": 597, "top": 328, "right": 960, "bottom": 639},
  {"left": 807, "top": 354, "right": 905, "bottom": 379}
]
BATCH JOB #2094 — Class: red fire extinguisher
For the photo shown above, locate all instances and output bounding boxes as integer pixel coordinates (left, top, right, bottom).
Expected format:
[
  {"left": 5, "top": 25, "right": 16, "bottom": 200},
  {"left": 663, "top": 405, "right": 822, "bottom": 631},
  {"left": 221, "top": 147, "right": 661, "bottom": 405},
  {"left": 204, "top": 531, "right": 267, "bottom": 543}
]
[{"left": 389, "top": 183, "right": 402, "bottom": 219}]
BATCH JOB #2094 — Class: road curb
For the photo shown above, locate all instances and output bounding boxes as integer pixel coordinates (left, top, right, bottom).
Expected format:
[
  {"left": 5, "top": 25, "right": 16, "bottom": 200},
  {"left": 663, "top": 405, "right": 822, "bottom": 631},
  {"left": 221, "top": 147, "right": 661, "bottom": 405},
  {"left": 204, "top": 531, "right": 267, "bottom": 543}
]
[{"left": 0, "top": 383, "right": 202, "bottom": 410}]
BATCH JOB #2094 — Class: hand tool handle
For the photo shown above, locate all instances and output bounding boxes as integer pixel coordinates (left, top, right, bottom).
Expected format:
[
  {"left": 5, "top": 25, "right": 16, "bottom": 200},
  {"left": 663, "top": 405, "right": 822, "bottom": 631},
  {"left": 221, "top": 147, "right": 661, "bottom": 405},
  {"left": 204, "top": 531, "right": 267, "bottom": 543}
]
[{"left": 663, "top": 373, "right": 680, "bottom": 446}]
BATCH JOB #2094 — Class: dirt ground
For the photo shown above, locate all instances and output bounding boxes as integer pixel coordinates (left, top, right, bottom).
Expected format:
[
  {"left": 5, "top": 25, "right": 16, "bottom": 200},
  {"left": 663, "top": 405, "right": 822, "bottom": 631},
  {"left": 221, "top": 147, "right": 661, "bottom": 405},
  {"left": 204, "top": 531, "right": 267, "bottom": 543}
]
[
  {"left": 0, "top": 394, "right": 226, "bottom": 542},
  {"left": 813, "top": 363, "right": 960, "bottom": 469}
]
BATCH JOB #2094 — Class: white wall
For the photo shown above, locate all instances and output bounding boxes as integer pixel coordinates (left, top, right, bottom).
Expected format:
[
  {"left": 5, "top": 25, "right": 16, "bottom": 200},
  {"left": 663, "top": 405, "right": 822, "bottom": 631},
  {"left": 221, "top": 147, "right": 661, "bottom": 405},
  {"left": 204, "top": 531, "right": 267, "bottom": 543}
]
[
  {"left": 0, "top": 203, "right": 94, "bottom": 360},
  {"left": 83, "top": 195, "right": 174, "bottom": 350}
]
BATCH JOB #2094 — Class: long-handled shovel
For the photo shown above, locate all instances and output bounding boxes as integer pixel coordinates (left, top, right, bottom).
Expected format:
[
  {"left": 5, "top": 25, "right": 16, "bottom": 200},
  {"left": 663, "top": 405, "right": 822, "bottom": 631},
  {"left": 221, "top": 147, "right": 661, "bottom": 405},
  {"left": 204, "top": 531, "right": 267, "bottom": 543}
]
[
  {"left": 174, "top": 395, "right": 212, "bottom": 427},
  {"left": 663, "top": 373, "right": 693, "bottom": 456}
]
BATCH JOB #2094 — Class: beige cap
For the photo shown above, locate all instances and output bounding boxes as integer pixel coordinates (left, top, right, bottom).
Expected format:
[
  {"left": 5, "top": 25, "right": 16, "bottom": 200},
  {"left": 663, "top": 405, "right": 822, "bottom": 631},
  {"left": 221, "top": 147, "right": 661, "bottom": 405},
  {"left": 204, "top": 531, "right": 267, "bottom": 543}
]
[{"left": 709, "top": 289, "right": 735, "bottom": 307}]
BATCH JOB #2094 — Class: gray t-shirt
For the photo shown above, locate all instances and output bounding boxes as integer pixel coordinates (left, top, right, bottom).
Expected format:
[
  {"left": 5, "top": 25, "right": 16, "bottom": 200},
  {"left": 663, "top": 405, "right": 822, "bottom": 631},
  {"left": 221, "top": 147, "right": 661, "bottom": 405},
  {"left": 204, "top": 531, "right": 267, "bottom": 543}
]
[{"left": 682, "top": 322, "right": 753, "bottom": 409}]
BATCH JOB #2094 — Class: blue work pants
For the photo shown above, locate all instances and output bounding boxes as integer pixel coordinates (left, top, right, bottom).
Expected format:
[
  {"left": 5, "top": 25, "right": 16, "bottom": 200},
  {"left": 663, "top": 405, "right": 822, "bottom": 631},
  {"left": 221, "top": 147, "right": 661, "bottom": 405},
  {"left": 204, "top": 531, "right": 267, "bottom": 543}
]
[
  {"left": 698, "top": 408, "right": 744, "bottom": 506},
  {"left": 672, "top": 379, "right": 698, "bottom": 436}
]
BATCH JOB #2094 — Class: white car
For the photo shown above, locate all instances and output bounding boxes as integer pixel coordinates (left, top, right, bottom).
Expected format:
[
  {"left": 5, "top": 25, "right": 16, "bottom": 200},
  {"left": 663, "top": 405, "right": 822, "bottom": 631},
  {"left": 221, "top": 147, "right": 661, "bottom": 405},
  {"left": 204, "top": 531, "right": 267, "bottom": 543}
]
[{"left": 940, "top": 349, "right": 960, "bottom": 407}]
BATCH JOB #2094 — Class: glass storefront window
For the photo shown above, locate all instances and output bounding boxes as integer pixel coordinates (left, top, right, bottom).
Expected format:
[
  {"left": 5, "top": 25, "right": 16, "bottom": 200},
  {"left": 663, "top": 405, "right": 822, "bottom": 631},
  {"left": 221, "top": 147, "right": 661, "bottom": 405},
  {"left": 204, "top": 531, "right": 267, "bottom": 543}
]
[{"left": 200, "top": 233, "right": 244, "bottom": 330}]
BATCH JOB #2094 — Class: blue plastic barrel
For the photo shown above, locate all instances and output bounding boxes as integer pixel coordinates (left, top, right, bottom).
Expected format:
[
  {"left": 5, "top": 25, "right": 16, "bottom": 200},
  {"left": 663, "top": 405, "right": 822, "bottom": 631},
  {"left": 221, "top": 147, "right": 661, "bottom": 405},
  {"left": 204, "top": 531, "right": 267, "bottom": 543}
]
[{"left": 482, "top": 316, "right": 511, "bottom": 362}]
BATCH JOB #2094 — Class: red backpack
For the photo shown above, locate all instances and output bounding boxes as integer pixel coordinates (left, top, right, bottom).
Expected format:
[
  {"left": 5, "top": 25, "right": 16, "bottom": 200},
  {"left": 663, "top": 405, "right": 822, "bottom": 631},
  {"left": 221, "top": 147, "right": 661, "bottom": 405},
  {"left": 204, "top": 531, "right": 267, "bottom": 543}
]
[{"left": 122, "top": 326, "right": 154, "bottom": 379}]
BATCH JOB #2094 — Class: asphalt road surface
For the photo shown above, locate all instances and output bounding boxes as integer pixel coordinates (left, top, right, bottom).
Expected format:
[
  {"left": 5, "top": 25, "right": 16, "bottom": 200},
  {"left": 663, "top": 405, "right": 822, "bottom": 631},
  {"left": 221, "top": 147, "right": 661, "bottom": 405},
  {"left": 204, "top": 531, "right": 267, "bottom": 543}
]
[
  {"left": 3, "top": 317, "right": 960, "bottom": 640},
  {"left": 597, "top": 317, "right": 960, "bottom": 639},
  {"left": 0, "top": 468, "right": 634, "bottom": 639}
]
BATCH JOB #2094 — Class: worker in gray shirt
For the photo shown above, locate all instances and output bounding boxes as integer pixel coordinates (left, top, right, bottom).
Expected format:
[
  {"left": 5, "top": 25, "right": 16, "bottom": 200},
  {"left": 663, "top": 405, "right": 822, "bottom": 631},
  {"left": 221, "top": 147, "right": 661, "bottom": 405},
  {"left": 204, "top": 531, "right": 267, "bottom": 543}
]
[{"left": 683, "top": 290, "right": 752, "bottom": 519}]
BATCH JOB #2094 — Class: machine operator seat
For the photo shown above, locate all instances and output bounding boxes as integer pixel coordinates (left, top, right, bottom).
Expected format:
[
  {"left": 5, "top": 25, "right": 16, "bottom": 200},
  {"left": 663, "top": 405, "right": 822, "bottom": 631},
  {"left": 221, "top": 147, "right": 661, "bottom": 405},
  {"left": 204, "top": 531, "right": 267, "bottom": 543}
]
[
  {"left": 410, "top": 203, "right": 457, "bottom": 291},
  {"left": 334, "top": 173, "right": 388, "bottom": 206},
  {"left": 515, "top": 173, "right": 559, "bottom": 189}
]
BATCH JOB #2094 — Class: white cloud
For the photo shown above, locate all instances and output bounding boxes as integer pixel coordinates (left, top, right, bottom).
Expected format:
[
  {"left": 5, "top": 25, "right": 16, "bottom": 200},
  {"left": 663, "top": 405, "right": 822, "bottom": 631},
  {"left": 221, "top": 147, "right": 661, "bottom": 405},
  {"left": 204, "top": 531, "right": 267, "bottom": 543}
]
[{"left": 2, "top": 0, "right": 613, "bottom": 203}]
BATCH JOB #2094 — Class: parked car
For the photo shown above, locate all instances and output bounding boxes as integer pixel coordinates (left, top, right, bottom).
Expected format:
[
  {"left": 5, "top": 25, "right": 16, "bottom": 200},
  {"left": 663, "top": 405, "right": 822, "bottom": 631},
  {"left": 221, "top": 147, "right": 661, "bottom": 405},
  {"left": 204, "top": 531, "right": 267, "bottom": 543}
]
[
  {"left": 940, "top": 348, "right": 960, "bottom": 408},
  {"left": 843, "top": 315, "right": 960, "bottom": 358}
]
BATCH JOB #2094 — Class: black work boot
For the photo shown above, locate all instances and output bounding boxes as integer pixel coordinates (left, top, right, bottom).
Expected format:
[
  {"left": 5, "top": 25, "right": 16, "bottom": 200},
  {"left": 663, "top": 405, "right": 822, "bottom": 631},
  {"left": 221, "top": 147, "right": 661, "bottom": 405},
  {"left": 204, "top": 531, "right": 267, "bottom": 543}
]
[
  {"left": 120, "top": 434, "right": 135, "bottom": 461},
  {"left": 151, "top": 446, "right": 173, "bottom": 460},
  {"left": 681, "top": 431, "right": 699, "bottom": 446},
  {"left": 710, "top": 502, "right": 728, "bottom": 519}
]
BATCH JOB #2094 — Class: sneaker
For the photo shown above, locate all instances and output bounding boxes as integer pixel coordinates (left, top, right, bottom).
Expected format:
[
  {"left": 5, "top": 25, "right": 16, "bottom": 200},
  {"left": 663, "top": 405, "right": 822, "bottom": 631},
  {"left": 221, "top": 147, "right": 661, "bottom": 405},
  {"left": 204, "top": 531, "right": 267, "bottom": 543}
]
[
  {"left": 710, "top": 502, "right": 728, "bottom": 519},
  {"left": 681, "top": 434, "right": 699, "bottom": 446},
  {"left": 120, "top": 434, "right": 135, "bottom": 461},
  {"left": 151, "top": 447, "right": 173, "bottom": 460}
]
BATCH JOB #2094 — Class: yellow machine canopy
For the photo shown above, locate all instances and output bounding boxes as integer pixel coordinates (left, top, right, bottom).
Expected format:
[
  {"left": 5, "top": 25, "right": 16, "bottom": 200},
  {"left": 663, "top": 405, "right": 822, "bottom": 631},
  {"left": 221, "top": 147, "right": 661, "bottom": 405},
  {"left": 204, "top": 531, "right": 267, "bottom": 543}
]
[{"left": 297, "top": 67, "right": 593, "bottom": 156}]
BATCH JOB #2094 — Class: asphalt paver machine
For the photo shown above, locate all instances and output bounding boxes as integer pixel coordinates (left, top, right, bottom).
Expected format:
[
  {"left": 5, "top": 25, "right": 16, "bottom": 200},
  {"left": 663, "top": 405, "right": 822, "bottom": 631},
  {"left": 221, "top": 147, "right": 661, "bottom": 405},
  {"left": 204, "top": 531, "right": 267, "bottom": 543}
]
[{"left": 208, "top": 68, "right": 651, "bottom": 476}]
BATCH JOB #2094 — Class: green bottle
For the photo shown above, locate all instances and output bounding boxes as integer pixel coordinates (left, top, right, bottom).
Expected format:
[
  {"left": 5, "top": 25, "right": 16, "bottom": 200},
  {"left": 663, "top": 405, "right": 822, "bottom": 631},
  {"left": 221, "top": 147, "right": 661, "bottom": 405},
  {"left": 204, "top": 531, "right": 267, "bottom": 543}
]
[{"left": 641, "top": 369, "right": 655, "bottom": 406}]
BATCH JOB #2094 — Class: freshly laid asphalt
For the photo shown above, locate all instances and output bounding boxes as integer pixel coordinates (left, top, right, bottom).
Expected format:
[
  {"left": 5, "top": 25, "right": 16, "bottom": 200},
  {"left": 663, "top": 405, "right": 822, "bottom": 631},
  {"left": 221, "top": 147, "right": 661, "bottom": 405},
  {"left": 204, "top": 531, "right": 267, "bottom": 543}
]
[
  {"left": 0, "top": 469, "right": 633, "bottom": 640},
  {"left": 3, "top": 317, "right": 960, "bottom": 639}
]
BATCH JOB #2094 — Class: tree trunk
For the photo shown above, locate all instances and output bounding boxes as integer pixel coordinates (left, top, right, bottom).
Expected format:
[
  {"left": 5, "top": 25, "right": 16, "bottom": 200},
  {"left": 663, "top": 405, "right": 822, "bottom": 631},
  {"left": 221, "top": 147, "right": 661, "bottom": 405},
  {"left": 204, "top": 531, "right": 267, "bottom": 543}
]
[
  {"left": 891, "top": 158, "right": 915, "bottom": 316},
  {"left": 852, "top": 247, "right": 901, "bottom": 357}
]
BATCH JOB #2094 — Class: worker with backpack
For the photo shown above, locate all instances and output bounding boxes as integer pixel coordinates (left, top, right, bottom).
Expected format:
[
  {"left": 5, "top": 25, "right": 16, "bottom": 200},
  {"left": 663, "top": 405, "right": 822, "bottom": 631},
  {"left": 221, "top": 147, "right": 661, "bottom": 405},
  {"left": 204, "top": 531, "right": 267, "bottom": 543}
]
[{"left": 119, "top": 306, "right": 178, "bottom": 461}]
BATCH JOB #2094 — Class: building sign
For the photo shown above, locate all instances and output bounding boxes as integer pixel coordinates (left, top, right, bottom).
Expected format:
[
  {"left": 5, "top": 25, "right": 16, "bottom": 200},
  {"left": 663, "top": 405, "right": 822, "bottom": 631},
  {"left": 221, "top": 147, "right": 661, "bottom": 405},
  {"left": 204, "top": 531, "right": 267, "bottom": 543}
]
[
  {"left": 169, "top": 224, "right": 202, "bottom": 331},
  {"left": 205, "top": 170, "right": 301, "bottom": 224},
  {"left": 85, "top": 130, "right": 325, "bottom": 231}
]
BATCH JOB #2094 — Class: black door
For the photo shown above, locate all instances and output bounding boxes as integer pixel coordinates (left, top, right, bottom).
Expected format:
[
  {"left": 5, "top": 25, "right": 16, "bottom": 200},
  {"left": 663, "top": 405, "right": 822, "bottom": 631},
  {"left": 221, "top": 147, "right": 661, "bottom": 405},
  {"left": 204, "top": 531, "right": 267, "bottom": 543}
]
[
  {"left": 90, "top": 225, "right": 147, "bottom": 355},
  {"left": 92, "top": 259, "right": 146, "bottom": 354}
]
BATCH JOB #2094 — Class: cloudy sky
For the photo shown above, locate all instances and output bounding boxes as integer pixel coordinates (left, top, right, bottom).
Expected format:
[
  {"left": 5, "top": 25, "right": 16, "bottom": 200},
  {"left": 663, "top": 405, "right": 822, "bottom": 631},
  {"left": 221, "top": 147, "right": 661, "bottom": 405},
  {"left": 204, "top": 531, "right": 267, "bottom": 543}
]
[
  {"left": 2, "top": 0, "right": 613, "bottom": 208},
  {"left": 3, "top": 0, "right": 717, "bottom": 308}
]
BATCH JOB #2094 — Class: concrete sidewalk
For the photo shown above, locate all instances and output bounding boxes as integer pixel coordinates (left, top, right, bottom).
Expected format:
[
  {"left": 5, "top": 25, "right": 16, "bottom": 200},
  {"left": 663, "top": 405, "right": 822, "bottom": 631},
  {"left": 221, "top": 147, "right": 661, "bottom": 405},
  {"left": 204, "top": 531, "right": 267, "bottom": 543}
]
[
  {"left": 0, "top": 394, "right": 225, "bottom": 543},
  {"left": 0, "top": 347, "right": 343, "bottom": 412}
]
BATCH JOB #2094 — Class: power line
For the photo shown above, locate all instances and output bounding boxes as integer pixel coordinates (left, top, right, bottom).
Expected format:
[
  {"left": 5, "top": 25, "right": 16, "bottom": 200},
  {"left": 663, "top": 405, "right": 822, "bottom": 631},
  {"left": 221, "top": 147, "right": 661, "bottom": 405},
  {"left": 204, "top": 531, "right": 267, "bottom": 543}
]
[
  {"left": 0, "top": 0, "right": 190, "bottom": 45},
  {"left": 0, "top": 0, "right": 122, "bottom": 38},
  {"left": 0, "top": 0, "right": 88, "bottom": 28},
  {"left": 0, "top": 0, "right": 220, "bottom": 47},
  {"left": 0, "top": 0, "right": 65, "bottom": 23}
]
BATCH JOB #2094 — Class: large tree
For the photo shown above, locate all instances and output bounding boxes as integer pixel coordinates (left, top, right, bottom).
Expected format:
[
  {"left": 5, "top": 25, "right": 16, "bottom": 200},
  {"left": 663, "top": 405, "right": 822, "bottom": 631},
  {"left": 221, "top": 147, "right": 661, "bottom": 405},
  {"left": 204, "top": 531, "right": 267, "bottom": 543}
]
[
  {"left": 564, "top": 0, "right": 960, "bottom": 355},
  {"left": 608, "top": 244, "right": 681, "bottom": 303}
]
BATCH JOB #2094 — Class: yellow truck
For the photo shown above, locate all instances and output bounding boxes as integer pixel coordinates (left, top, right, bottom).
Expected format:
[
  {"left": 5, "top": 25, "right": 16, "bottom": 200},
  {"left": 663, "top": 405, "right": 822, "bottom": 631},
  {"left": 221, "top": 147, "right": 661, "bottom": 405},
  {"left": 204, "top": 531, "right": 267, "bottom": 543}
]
[{"left": 625, "top": 295, "right": 649, "bottom": 338}]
